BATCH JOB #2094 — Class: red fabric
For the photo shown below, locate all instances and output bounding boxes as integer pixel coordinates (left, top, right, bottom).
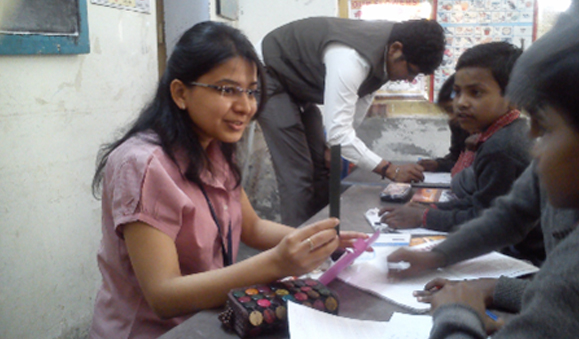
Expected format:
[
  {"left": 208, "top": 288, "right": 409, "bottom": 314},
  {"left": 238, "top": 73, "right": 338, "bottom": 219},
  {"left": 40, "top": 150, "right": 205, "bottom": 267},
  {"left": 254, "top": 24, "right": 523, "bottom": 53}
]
[
  {"left": 450, "top": 110, "right": 520, "bottom": 177},
  {"left": 451, "top": 149, "right": 476, "bottom": 177}
]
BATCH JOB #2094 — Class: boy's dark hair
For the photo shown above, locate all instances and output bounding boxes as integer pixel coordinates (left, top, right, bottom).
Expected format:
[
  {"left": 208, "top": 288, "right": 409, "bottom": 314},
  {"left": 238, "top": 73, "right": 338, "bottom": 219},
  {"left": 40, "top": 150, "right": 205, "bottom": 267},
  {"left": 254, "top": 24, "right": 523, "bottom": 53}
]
[
  {"left": 92, "top": 21, "right": 266, "bottom": 197},
  {"left": 437, "top": 73, "right": 455, "bottom": 104},
  {"left": 389, "top": 19, "right": 445, "bottom": 75},
  {"left": 522, "top": 44, "right": 579, "bottom": 131},
  {"left": 455, "top": 42, "right": 522, "bottom": 95}
]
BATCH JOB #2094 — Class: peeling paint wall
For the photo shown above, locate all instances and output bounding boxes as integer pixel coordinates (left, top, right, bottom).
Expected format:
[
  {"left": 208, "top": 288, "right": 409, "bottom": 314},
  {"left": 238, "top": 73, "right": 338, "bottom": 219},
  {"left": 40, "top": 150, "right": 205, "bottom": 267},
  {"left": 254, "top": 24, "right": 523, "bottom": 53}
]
[{"left": 0, "top": 4, "right": 158, "bottom": 339}]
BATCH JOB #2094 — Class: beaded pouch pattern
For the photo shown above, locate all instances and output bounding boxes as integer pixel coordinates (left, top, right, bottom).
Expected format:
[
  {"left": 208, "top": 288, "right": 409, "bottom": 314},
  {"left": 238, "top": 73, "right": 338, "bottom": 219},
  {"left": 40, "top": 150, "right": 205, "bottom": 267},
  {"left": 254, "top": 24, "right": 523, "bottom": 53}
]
[{"left": 218, "top": 278, "right": 339, "bottom": 338}]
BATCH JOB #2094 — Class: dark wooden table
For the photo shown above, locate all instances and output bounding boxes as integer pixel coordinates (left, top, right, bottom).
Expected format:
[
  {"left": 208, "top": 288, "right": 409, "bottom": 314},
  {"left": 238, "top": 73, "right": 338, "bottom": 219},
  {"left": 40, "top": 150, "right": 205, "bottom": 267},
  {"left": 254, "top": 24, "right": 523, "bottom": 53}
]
[{"left": 159, "top": 183, "right": 418, "bottom": 339}]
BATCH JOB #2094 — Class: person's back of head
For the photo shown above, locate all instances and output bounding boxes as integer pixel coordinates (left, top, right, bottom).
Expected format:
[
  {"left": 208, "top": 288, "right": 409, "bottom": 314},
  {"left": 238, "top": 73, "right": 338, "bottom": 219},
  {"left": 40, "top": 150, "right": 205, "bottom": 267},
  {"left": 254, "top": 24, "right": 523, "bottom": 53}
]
[
  {"left": 508, "top": 14, "right": 579, "bottom": 211},
  {"left": 456, "top": 41, "right": 522, "bottom": 95},
  {"left": 507, "top": 3, "right": 579, "bottom": 211},
  {"left": 389, "top": 19, "right": 445, "bottom": 74},
  {"left": 516, "top": 44, "right": 579, "bottom": 132},
  {"left": 508, "top": 0, "right": 579, "bottom": 113},
  {"left": 437, "top": 73, "right": 455, "bottom": 114}
]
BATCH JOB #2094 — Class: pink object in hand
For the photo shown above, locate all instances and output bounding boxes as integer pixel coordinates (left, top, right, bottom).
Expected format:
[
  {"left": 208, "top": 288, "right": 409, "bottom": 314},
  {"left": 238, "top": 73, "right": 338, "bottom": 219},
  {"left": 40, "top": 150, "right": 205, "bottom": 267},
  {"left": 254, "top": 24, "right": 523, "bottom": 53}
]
[{"left": 318, "top": 231, "right": 380, "bottom": 285}]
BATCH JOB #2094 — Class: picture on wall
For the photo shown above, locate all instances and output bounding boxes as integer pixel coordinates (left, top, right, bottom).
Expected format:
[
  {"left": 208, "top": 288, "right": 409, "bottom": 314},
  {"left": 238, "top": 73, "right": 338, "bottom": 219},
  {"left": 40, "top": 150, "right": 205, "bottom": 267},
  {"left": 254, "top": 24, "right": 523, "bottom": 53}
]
[
  {"left": 217, "top": 0, "right": 239, "bottom": 20},
  {"left": 431, "top": 0, "right": 537, "bottom": 100},
  {"left": 90, "top": 0, "right": 150, "bottom": 13}
]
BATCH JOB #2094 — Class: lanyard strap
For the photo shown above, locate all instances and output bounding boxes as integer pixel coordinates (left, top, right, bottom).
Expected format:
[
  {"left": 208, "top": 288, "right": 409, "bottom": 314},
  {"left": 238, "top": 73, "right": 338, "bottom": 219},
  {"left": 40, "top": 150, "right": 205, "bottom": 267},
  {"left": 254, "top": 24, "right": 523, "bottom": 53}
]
[{"left": 198, "top": 184, "right": 233, "bottom": 267}]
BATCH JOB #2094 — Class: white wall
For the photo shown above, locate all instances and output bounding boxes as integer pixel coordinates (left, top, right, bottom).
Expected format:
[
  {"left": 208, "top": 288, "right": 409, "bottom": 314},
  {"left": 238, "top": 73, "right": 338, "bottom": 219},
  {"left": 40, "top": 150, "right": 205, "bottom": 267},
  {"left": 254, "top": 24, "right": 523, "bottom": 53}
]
[
  {"left": 164, "top": 0, "right": 210, "bottom": 56},
  {"left": 237, "top": 0, "right": 338, "bottom": 45},
  {"left": 0, "top": 4, "right": 158, "bottom": 339}
]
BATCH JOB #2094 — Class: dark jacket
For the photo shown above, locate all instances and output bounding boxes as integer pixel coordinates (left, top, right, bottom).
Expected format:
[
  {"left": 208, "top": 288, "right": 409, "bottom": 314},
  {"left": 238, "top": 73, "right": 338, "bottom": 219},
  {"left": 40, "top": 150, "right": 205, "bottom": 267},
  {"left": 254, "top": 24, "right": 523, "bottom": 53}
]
[
  {"left": 262, "top": 17, "right": 394, "bottom": 103},
  {"left": 435, "top": 120, "right": 470, "bottom": 172},
  {"left": 430, "top": 223, "right": 579, "bottom": 339},
  {"left": 426, "top": 118, "right": 533, "bottom": 231},
  {"left": 433, "top": 162, "right": 579, "bottom": 311}
]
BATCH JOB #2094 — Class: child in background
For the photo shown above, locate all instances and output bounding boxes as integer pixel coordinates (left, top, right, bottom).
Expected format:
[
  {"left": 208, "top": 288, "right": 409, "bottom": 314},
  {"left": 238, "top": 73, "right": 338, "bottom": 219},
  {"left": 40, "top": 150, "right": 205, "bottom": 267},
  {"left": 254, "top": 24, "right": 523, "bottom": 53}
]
[
  {"left": 89, "top": 22, "right": 366, "bottom": 339},
  {"left": 428, "top": 23, "right": 579, "bottom": 338},
  {"left": 381, "top": 42, "right": 532, "bottom": 232},
  {"left": 418, "top": 74, "right": 470, "bottom": 173}
]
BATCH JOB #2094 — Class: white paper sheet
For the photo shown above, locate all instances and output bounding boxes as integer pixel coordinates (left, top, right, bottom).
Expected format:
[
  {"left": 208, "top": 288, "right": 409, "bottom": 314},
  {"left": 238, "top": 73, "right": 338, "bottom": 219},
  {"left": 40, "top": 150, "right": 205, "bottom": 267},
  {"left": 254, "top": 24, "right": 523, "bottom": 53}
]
[
  {"left": 288, "top": 302, "right": 432, "bottom": 339},
  {"left": 337, "top": 244, "right": 539, "bottom": 312},
  {"left": 422, "top": 172, "right": 452, "bottom": 185}
]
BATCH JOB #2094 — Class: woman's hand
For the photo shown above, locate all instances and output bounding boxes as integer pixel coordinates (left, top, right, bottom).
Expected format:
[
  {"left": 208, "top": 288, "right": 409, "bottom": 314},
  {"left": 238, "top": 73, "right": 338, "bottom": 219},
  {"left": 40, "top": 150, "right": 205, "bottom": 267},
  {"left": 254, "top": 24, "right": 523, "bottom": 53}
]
[
  {"left": 271, "top": 218, "right": 341, "bottom": 277},
  {"left": 386, "top": 247, "right": 445, "bottom": 280},
  {"left": 379, "top": 202, "right": 427, "bottom": 229},
  {"left": 336, "top": 231, "right": 370, "bottom": 250}
]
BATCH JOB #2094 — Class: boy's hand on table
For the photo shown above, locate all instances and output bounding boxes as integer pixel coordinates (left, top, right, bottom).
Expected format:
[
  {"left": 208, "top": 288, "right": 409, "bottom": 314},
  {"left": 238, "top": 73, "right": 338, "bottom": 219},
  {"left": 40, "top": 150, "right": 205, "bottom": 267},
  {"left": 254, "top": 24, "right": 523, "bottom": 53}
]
[
  {"left": 386, "top": 248, "right": 445, "bottom": 280},
  {"left": 379, "top": 202, "right": 427, "bottom": 229},
  {"left": 417, "top": 159, "right": 439, "bottom": 172},
  {"left": 426, "top": 279, "right": 504, "bottom": 335},
  {"left": 415, "top": 277, "right": 498, "bottom": 307}
]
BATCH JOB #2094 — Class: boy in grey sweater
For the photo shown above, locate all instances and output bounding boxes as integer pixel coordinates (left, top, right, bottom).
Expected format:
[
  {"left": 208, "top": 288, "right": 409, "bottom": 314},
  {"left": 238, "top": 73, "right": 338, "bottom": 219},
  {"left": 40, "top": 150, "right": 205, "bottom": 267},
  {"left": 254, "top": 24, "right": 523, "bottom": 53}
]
[
  {"left": 388, "top": 161, "right": 579, "bottom": 311},
  {"left": 424, "top": 3, "right": 579, "bottom": 337}
]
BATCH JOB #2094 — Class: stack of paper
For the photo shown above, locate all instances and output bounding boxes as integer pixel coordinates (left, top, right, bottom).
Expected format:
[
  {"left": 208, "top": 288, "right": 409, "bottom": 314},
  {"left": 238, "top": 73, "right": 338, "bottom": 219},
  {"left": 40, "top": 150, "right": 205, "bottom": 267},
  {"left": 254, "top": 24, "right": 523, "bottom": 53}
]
[
  {"left": 288, "top": 302, "right": 432, "bottom": 339},
  {"left": 413, "top": 172, "right": 452, "bottom": 188}
]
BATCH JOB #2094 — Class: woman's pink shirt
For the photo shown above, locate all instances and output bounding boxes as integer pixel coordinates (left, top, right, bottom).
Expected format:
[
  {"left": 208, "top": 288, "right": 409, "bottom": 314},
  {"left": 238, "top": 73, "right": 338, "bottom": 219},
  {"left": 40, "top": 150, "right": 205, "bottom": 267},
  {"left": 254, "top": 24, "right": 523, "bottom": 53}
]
[{"left": 90, "top": 134, "right": 242, "bottom": 339}]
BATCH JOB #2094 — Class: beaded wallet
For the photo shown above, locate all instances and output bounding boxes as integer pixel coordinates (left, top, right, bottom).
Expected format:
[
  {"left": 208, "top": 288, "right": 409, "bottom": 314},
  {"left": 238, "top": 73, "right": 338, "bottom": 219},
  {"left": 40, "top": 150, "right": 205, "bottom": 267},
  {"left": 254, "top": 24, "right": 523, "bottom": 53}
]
[{"left": 218, "top": 278, "right": 339, "bottom": 338}]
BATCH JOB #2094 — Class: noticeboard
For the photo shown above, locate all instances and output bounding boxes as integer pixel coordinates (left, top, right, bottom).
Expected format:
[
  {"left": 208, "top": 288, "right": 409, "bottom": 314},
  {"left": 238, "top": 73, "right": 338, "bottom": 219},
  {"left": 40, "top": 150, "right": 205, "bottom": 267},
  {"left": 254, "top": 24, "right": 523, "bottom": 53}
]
[
  {"left": 431, "top": 0, "right": 538, "bottom": 100},
  {"left": 0, "top": 0, "right": 90, "bottom": 55}
]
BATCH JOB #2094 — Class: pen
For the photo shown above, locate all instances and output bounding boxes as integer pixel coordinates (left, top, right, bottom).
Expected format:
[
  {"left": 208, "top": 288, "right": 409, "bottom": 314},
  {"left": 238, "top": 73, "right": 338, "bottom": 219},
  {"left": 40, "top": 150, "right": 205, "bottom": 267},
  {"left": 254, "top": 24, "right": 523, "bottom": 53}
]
[{"left": 486, "top": 310, "right": 499, "bottom": 321}]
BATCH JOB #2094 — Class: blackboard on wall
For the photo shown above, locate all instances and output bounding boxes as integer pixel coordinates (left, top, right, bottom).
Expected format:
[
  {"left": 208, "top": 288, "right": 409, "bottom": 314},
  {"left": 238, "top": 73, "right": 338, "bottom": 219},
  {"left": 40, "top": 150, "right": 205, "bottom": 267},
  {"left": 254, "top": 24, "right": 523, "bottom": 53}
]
[{"left": 0, "top": 0, "right": 90, "bottom": 55}]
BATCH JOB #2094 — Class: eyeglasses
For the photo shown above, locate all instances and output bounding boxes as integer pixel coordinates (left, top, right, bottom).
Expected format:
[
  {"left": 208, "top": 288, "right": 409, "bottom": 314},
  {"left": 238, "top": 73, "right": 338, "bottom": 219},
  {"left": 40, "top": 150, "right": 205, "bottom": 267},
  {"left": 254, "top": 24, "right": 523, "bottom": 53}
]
[{"left": 189, "top": 81, "right": 261, "bottom": 100}]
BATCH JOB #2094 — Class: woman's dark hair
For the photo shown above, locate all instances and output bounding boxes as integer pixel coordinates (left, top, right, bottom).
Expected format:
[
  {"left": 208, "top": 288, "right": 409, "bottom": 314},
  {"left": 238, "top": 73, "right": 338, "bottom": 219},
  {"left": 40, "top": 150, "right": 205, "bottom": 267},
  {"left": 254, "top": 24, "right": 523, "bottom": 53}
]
[
  {"left": 389, "top": 19, "right": 445, "bottom": 75},
  {"left": 92, "top": 21, "right": 266, "bottom": 197},
  {"left": 437, "top": 73, "right": 455, "bottom": 104},
  {"left": 519, "top": 44, "right": 579, "bottom": 131},
  {"left": 456, "top": 41, "right": 522, "bottom": 95}
]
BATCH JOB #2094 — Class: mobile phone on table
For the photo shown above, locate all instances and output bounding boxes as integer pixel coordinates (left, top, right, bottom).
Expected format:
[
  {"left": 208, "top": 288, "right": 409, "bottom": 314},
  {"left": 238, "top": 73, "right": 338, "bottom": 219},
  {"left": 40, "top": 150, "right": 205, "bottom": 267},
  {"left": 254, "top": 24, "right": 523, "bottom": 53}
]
[{"left": 380, "top": 183, "right": 412, "bottom": 202}]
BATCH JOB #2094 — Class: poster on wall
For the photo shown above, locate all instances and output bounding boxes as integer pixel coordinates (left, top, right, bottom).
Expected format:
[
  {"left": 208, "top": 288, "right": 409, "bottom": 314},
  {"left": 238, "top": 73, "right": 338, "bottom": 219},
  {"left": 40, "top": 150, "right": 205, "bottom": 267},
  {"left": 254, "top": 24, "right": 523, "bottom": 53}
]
[
  {"left": 217, "top": 0, "right": 239, "bottom": 20},
  {"left": 349, "top": 0, "right": 433, "bottom": 99},
  {"left": 91, "top": 0, "right": 150, "bottom": 13},
  {"left": 432, "top": 0, "right": 537, "bottom": 100}
]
